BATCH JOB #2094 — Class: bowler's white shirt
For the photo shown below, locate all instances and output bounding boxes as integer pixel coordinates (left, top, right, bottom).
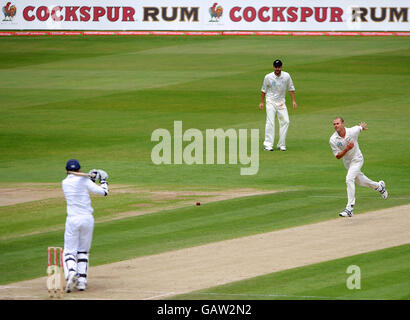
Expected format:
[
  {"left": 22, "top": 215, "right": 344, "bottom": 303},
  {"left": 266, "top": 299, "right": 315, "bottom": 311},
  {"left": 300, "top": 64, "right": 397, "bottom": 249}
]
[
  {"left": 261, "top": 71, "right": 295, "bottom": 107},
  {"left": 329, "top": 126, "right": 363, "bottom": 164},
  {"left": 62, "top": 174, "right": 106, "bottom": 217}
]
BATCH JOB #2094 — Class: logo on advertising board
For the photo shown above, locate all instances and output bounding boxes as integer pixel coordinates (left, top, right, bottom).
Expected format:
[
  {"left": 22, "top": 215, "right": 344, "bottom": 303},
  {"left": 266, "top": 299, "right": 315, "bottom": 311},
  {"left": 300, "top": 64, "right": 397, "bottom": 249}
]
[
  {"left": 2, "top": 2, "right": 16, "bottom": 21},
  {"left": 1, "top": 0, "right": 409, "bottom": 31},
  {"left": 209, "top": 3, "right": 223, "bottom": 22}
]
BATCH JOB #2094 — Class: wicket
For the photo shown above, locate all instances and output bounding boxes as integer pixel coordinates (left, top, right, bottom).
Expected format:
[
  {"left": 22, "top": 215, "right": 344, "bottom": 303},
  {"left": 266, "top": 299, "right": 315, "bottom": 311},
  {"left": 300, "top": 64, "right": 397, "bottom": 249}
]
[{"left": 47, "top": 247, "right": 64, "bottom": 298}]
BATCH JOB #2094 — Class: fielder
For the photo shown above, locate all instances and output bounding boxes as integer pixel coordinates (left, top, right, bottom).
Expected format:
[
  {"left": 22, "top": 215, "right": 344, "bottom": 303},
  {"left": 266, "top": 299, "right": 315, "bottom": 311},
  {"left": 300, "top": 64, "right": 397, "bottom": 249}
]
[
  {"left": 329, "top": 117, "right": 388, "bottom": 217},
  {"left": 259, "top": 59, "right": 297, "bottom": 151},
  {"left": 62, "top": 159, "right": 109, "bottom": 292}
]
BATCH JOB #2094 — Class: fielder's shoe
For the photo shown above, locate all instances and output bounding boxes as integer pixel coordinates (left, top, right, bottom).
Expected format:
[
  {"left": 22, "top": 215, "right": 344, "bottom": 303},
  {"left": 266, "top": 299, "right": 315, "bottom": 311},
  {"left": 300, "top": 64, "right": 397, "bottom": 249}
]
[
  {"left": 76, "top": 282, "right": 86, "bottom": 291},
  {"left": 339, "top": 208, "right": 354, "bottom": 217},
  {"left": 378, "top": 181, "right": 388, "bottom": 199},
  {"left": 65, "top": 272, "right": 79, "bottom": 293},
  {"left": 279, "top": 146, "right": 287, "bottom": 151},
  {"left": 263, "top": 147, "right": 274, "bottom": 151}
]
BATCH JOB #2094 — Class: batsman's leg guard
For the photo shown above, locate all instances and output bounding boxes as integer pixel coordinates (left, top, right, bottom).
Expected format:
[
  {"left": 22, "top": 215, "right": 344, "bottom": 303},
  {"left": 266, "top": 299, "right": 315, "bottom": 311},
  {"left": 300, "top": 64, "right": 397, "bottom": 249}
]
[
  {"left": 77, "top": 251, "right": 89, "bottom": 285},
  {"left": 63, "top": 251, "right": 77, "bottom": 281}
]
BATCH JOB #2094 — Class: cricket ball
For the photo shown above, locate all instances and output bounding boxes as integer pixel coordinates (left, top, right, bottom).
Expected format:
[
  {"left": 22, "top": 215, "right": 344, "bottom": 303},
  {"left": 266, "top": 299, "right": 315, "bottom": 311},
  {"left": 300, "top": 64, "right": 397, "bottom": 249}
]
[{"left": 196, "top": 202, "right": 200, "bottom": 206}]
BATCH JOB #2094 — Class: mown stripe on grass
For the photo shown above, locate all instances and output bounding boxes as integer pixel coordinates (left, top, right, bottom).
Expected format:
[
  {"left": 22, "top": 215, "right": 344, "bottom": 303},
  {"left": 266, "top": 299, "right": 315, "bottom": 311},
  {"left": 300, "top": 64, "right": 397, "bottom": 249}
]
[{"left": 171, "top": 244, "right": 410, "bottom": 300}]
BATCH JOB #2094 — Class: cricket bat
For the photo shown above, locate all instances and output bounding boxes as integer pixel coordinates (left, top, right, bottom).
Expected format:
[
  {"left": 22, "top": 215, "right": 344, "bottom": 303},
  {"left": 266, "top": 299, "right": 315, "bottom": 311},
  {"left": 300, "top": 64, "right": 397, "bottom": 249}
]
[{"left": 67, "top": 171, "right": 93, "bottom": 177}]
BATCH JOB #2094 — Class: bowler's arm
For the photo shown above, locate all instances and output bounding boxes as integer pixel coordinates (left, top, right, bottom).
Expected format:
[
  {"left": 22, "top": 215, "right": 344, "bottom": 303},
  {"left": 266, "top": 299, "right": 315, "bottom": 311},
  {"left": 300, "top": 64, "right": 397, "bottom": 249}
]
[{"left": 335, "top": 141, "right": 354, "bottom": 159}]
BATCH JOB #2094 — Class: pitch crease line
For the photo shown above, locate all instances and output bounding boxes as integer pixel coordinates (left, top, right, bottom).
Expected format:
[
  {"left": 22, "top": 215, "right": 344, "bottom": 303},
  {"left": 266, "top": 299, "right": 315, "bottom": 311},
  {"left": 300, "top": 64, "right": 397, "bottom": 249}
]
[
  {"left": 143, "top": 292, "right": 177, "bottom": 300},
  {"left": 194, "top": 292, "right": 382, "bottom": 300}
]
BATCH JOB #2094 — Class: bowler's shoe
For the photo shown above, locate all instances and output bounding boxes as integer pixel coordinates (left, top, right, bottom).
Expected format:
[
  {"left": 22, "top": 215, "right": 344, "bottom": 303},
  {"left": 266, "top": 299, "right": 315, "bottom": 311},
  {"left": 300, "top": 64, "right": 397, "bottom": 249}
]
[{"left": 339, "top": 209, "right": 354, "bottom": 217}]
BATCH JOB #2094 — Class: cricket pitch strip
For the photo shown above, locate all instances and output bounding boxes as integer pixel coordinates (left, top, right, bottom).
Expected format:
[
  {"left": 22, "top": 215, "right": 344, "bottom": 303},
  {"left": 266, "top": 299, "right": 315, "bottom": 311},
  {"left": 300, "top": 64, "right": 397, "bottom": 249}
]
[{"left": 1, "top": 204, "right": 409, "bottom": 300}]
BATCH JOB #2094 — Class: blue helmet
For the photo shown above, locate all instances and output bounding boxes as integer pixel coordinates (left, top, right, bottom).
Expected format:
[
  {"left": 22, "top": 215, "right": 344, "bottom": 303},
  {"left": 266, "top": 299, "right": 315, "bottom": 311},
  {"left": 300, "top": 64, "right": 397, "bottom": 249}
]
[{"left": 65, "top": 159, "right": 81, "bottom": 171}]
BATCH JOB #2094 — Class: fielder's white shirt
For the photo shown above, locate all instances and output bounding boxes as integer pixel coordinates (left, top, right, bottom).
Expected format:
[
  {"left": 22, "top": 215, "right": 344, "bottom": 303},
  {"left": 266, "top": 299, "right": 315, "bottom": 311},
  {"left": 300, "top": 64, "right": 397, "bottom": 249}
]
[
  {"left": 329, "top": 126, "right": 363, "bottom": 165},
  {"left": 261, "top": 71, "right": 295, "bottom": 108},
  {"left": 62, "top": 174, "right": 106, "bottom": 217}
]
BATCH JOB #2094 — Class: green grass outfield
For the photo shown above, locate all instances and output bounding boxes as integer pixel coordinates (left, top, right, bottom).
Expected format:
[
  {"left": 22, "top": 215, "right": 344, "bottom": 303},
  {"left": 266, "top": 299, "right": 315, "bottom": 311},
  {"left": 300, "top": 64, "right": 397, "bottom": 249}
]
[
  {"left": 0, "top": 35, "right": 409, "bottom": 298},
  {"left": 172, "top": 244, "right": 410, "bottom": 300}
]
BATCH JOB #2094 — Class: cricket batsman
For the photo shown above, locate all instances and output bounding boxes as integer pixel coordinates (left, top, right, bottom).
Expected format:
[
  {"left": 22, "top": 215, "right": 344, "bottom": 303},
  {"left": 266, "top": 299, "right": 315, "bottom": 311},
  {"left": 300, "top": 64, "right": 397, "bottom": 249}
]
[{"left": 62, "top": 159, "right": 109, "bottom": 292}]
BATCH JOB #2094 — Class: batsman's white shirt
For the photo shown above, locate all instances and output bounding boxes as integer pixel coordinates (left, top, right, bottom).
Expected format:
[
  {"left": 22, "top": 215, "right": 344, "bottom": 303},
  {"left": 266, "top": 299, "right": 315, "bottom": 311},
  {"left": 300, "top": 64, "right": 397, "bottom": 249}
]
[
  {"left": 261, "top": 71, "right": 295, "bottom": 108},
  {"left": 62, "top": 174, "right": 106, "bottom": 217},
  {"left": 329, "top": 126, "right": 363, "bottom": 166}
]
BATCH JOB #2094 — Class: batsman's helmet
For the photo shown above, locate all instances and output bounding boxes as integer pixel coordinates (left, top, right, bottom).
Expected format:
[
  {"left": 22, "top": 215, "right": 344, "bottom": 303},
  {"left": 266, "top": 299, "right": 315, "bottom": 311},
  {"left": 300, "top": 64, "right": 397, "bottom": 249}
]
[
  {"left": 273, "top": 59, "right": 283, "bottom": 67},
  {"left": 66, "top": 159, "right": 81, "bottom": 171}
]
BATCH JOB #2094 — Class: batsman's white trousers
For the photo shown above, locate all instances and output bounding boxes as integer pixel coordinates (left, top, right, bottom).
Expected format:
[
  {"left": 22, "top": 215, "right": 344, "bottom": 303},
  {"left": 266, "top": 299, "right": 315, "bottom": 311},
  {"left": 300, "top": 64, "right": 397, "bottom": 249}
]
[
  {"left": 63, "top": 215, "right": 94, "bottom": 282},
  {"left": 64, "top": 215, "right": 94, "bottom": 253},
  {"left": 263, "top": 104, "right": 289, "bottom": 149},
  {"left": 345, "top": 158, "right": 379, "bottom": 209}
]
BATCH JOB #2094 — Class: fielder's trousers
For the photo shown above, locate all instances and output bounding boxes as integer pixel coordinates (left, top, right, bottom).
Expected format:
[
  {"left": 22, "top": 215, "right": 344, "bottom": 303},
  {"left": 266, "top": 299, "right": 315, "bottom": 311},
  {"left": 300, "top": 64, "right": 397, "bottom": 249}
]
[{"left": 263, "top": 104, "right": 289, "bottom": 149}]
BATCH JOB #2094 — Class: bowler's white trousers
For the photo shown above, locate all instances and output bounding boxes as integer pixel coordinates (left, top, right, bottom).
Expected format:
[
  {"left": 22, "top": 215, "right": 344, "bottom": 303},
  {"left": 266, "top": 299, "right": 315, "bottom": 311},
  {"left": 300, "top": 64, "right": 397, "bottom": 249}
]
[
  {"left": 345, "top": 158, "right": 379, "bottom": 209},
  {"left": 63, "top": 215, "right": 94, "bottom": 284},
  {"left": 263, "top": 104, "right": 289, "bottom": 149}
]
